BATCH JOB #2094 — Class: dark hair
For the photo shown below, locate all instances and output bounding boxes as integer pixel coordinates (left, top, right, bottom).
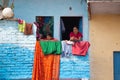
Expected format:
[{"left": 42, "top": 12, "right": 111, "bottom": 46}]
[
  {"left": 73, "top": 26, "right": 79, "bottom": 29},
  {"left": 46, "top": 33, "right": 52, "bottom": 37}
]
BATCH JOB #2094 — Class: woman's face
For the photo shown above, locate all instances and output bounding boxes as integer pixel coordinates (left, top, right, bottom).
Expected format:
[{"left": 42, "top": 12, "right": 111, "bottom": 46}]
[{"left": 73, "top": 27, "right": 78, "bottom": 34}]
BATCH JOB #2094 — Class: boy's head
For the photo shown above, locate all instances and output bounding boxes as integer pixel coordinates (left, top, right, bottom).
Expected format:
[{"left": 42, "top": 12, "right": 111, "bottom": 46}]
[{"left": 46, "top": 33, "right": 53, "bottom": 40}]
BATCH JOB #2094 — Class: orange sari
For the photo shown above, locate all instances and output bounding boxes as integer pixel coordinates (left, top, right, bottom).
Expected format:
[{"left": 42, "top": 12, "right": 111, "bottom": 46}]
[{"left": 32, "top": 41, "right": 60, "bottom": 80}]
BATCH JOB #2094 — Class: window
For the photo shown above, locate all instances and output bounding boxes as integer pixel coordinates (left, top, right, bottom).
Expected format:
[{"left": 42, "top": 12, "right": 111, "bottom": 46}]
[
  {"left": 60, "top": 16, "right": 83, "bottom": 40},
  {"left": 36, "top": 16, "right": 54, "bottom": 39}
]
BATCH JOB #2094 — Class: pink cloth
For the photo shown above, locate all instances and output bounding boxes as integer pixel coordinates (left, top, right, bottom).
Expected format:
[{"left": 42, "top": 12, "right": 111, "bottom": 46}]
[
  {"left": 18, "top": 19, "right": 23, "bottom": 24},
  {"left": 72, "top": 41, "right": 90, "bottom": 56},
  {"left": 70, "top": 32, "right": 83, "bottom": 39}
]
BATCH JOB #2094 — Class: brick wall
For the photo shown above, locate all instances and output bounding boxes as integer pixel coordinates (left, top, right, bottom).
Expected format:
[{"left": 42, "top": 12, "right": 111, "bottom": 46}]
[
  {"left": 0, "top": 20, "right": 36, "bottom": 80},
  {"left": 60, "top": 54, "right": 90, "bottom": 79},
  {"left": 0, "top": 20, "right": 90, "bottom": 80}
]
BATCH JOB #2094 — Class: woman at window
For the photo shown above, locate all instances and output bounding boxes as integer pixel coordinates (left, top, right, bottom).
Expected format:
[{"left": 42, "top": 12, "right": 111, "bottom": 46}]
[{"left": 70, "top": 26, "right": 83, "bottom": 41}]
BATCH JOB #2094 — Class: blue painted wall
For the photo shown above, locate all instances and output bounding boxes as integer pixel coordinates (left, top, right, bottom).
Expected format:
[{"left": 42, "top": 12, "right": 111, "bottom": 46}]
[
  {"left": 12, "top": 0, "right": 88, "bottom": 40},
  {"left": 13, "top": 0, "right": 89, "bottom": 79},
  {"left": 0, "top": 21, "right": 36, "bottom": 79},
  {"left": 0, "top": 0, "right": 89, "bottom": 79}
]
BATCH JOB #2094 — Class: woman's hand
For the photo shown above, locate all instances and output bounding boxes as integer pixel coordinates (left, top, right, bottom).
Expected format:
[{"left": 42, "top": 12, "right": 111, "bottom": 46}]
[
  {"left": 70, "top": 37, "right": 75, "bottom": 41},
  {"left": 79, "top": 37, "right": 82, "bottom": 41}
]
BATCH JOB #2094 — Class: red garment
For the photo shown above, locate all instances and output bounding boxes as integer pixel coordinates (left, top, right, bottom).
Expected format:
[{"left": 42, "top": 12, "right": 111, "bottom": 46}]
[
  {"left": 70, "top": 32, "right": 83, "bottom": 39},
  {"left": 32, "top": 41, "right": 60, "bottom": 80},
  {"left": 72, "top": 41, "right": 90, "bottom": 56},
  {"left": 18, "top": 19, "right": 23, "bottom": 24},
  {"left": 24, "top": 23, "right": 33, "bottom": 35}
]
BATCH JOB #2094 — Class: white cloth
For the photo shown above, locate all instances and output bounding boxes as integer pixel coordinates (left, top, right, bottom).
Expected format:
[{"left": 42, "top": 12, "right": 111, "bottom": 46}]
[
  {"left": 61, "top": 41, "right": 72, "bottom": 57},
  {"left": 32, "top": 23, "right": 37, "bottom": 37},
  {"left": 66, "top": 40, "right": 74, "bottom": 45}
]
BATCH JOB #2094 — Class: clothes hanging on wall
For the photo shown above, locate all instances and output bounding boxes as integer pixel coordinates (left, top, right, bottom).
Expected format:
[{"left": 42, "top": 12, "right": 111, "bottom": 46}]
[
  {"left": 72, "top": 41, "right": 90, "bottom": 56},
  {"left": 61, "top": 41, "right": 72, "bottom": 57},
  {"left": 32, "top": 41, "right": 60, "bottom": 80},
  {"left": 18, "top": 20, "right": 25, "bottom": 32},
  {"left": 40, "top": 41, "right": 62, "bottom": 55},
  {"left": 18, "top": 19, "right": 36, "bottom": 36},
  {"left": 32, "top": 23, "right": 37, "bottom": 37},
  {"left": 34, "top": 22, "right": 41, "bottom": 40},
  {"left": 24, "top": 23, "right": 33, "bottom": 35}
]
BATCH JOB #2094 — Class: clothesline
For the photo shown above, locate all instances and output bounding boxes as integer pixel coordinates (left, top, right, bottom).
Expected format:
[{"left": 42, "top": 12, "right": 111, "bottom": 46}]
[{"left": 39, "top": 40, "right": 90, "bottom": 56}]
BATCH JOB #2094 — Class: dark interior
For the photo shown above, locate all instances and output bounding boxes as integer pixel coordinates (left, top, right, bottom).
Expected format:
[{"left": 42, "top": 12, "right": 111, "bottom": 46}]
[{"left": 61, "top": 17, "right": 82, "bottom": 40}]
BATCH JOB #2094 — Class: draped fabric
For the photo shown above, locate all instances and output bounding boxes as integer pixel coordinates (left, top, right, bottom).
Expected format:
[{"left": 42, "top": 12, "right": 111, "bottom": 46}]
[
  {"left": 61, "top": 41, "right": 72, "bottom": 57},
  {"left": 32, "top": 23, "right": 37, "bottom": 37},
  {"left": 40, "top": 41, "right": 62, "bottom": 55},
  {"left": 33, "top": 22, "right": 41, "bottom": 40},
  {"left": 32, "top": 41, "right": 60, "bottom": 80},
  {"left": 18, "top": 20, "right": 25, "bottom": 32},
  {"left": 24, "top": 23, "right": 33, "bottom": 35},
  {"left": 72, "top": 41, "right": 90, "bottom": 56}
]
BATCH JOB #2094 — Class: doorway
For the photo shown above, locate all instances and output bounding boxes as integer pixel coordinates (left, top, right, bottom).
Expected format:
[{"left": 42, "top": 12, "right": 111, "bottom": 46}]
[
  {"left": 60, "top": 16, "right": 83, "bottom": 40},
  {"left": 114, "top": 51, "right": 120, "bottom": 80}
]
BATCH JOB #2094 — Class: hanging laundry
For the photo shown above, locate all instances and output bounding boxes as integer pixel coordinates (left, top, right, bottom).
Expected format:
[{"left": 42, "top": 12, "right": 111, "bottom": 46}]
[
  {"left": 40, "top": 41, "right": 62, "bottom": 55},
  {"left": 34, "top": 22, "right": 42, "bottom": 40},
  {"left": 72, "top": 41, "right": 90, "bottom": 56},
  {"left": 32, "top": 23, "right": 37, "bottom": 37},
  {"left": 18, "top": 20, "right": 25, "bottom": 32},
  {"left": 24, "top": 23, "right": 33, "bottom": 35},
  {"left": 18, "top": 19, "right": 23, "bottom": 24},
  {"left": 61, "top": 41, "right": 72, "bottom": 57},
  {"left": 32, "top": 41, "right": 60, "bottom": 80}
]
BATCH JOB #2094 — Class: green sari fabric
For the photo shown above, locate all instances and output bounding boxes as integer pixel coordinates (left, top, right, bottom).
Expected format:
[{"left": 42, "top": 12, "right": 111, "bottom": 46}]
[{"left": 40, "top": 41, "right": 61, "bottom": 55}]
